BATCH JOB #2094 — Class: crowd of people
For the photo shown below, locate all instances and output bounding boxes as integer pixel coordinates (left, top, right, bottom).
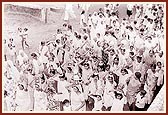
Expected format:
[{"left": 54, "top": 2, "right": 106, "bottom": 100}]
[{"left": 3, "top": 3, "right": 165, "bottom": 111}]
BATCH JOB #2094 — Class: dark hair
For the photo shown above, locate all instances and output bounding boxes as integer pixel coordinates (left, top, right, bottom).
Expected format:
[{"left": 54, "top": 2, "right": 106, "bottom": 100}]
[
  {"left": 62, "top": 99, "right": 70, "bottom": 105},
  {"left": 147, "top": 18, "right": 151, "bottom": 22},
  {"left": 59, "top": 74, "right": 65, "bottom": 79},
  {"left": 112, "top": 73, "right": 119, "bottom": 85},
  {"left": 74, "top": 32, "right": 78, "bottom": 36},
  {"left": 107, "top": 75, "right": 113, "bottom": 80},
  {"left": 63, "top": 23, "right": 67, "bottom": 27},
  {"left": 114, "top": 56, "right": 119, "bottom": 61},
  {"left": 135, "top": 72, "right": 141, "bottom": 80},
  {"left": 73, "top": 86, "right": 80, "bottom": 92},
  {"left": 50, "top": 69, "right": 56, "bottom": 75},
  {"left": 57, "top": 29, "right": 61, "bottom": 33},
  {"left": 83, "top": 35, "right": 88, "bottom": 40},
  {"left": 114, "top": 91, "right": 123, "bottom": 100},
  {"left": 81, "top": 10, "right": 85, "bottom": 14},
  {"left": 96, "top": 33, "right": 100, "bottom": 36},
  {"left": 126, "top": 26, "right": 133, "bottom": 31},
  {"left": 68, "top": 25, "right": 72, "bottom": 30},
  {"left": 121, "top": 49, "right": 125, "bottom": 52},
  {"left": 149, "top": 49, "right": 154, "bottom": 54},
  {"left": 18, "top": 84, "right": 24, "bottom": 90},
  {"left": 111, "top": 12, "right": 116, "bottom": 15},
  {"left": 41, "top": 74, "right": 46, "bottom": 81},
  {"left": 151, "top": 63, "right": 156, "bottom": 69},
  {"left": 157, "top": 61, "right": 162, "bottom": 66},
  {"left": 41, "top": 41, "right": 45, "bottom": 45},
  {"left": 56, "top": 39, "right": 60, "bottom": 44},
  {"left": 110, "top": 49, "right": 115, "bottom": 53},
  {"left": 137, "top": 56, "right": 142, "bottom": 60},
  {"left": 134, "top": 21, "right": 137, "bottom": 24},
  {"left": 77, "top": 35, "right": 81, "bottom": 39},
  {"left": 93, "top": 74, "right": 99, "bottom": 80},
  {"left": 159, "top": 6, "right": 162, "bottom": 10},
  {"left": 144, "top": 15, "right": 148, "bottom": 19},
  {"left": 31, "top": 53, "right": 37, "bottom": 57},
  {"left": 121, "top": 68, "right": 128, "bottom": 74},
  {"left": 4, "top": 90, "right": 8, "bottom": 96},
  {"left": 140, "top": 28, "right": 144, "bottom": 32},
  {"left": 18, "top": 27, "right": 22, "bottom": 31},
  {"left": 140, "top": 90, "right": 147, "bottom": 96},
  {"left": 129, "top": 52, "right": 134, "bottom": 56},
  {"left": 105, "top": 31, "right": 110, "bottom": 35},
  {"left": 24, "top": 28, "right": 28, "bottom": 31},
  {"left": 99, "top": 8, "right": 103, "bottom": 11}
]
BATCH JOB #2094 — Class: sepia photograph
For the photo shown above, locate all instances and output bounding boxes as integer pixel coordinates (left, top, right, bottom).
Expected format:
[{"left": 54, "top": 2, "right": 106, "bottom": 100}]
[{"left": 2, "top": 2, "right": 166, "bottom": 113}]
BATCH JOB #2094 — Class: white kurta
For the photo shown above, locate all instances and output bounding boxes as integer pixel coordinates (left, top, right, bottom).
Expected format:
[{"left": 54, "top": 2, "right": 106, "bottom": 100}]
[{"left": 34, "top": 90, "right": 47, "bottom": 111}]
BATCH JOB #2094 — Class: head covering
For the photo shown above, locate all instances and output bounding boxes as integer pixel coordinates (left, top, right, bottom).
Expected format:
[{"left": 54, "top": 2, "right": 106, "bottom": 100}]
[{"left": 73, "top": 74, "right": 80, "bottom": 80}]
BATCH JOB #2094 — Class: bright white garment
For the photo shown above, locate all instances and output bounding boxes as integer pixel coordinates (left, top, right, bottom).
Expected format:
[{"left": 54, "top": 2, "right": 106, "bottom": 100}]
[
  {"left": 81, "top": 67, "right": 93, "bottom": 84},
  {"left": 8, "top": 47, "right": 16, "bottom": 64},
  {"left": 91, "top": 96, "right": 103, "bottom": 111},
  {"left": 57, "top": 80, "right": 70, "bottom": 101},
  {"left": 32, "top": 57, "right": 43, "bottom": 75},
  {"left": 91, "top": 14, "right": 98, "bottom": 26},
  {"left": 103, "top": 81, "right": 116, "bottom": 108},
  {"left": 63, "top": 105, "right": 71, "bottom": 111},
  {"left": 64, "top": 4, "right": 76, "bottom": 21},
  {"left": 96, "top": 17, "right": 105, "bottom": 37},
  {"left": 127, "top": 4, "right": 134, "bottom": 11},
  {"left": 111, "top": 98, "right": 125, "bottom": 111},
  {"left": 15, "top": 88, "right": 30, "bottom": 111},
  {"left": 17, "top": 50, "right": 28, "bottom": 67},
  {"left": 156, "top": 68, "right": 164, "bottom": 86},
  {"left": 135, "top": 93, "right": 147, "bottom": 108},
  {"left": 80, "top": 14, "right": 86, "bottom": 27},
  {"left": 133, "top": 61, "right": 143, "bottom": 72},
  {"left": 88, "top": 78, "right": 102, "bottom": 95},
  {"left": 34, "top": 90, "right": 47, "bottom": 111},
  {"left": 155, "top": 54, "right": 164, "bottom": 67},
  {"left": 119, "top": 73, "right": 130, "bottom": 85},
  {"left": 144, "top": 39, "right": 157, "bottom": 52},
  {"left": 39, "top": 45, "right": 48, "bottom": 63},
  {"left": 71, "top": 91, "right": 85, "bottom": 111}
]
